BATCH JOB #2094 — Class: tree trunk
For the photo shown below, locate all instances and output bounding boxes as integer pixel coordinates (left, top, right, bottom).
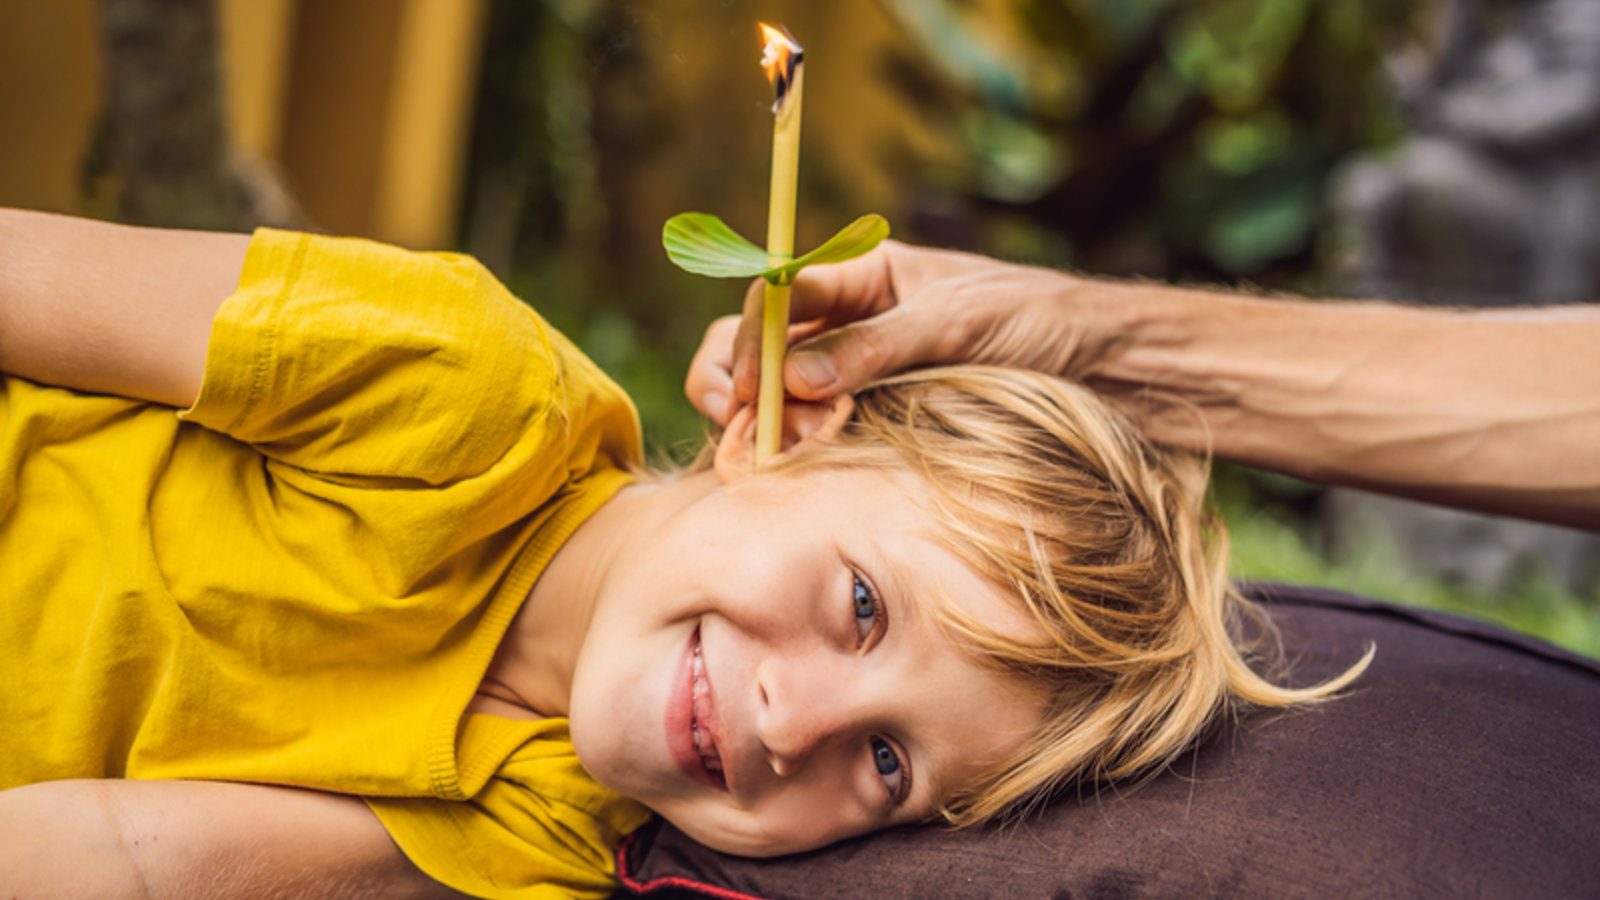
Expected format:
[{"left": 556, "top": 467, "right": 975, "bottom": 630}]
[{"left": 96, "top": 0, "right": 251, "bottom": 230}]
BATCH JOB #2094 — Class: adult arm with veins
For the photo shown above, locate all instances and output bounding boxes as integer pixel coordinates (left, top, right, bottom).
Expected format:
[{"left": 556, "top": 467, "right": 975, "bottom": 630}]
[
  {"left": 684, "top": 240, "right": 1600, "bottom": 531},
  {"left": 0, "top": 208, "right": 250, "bottom": 408},
  {"left": 0, "top": 779, "right": 466, "bottom": 899}
]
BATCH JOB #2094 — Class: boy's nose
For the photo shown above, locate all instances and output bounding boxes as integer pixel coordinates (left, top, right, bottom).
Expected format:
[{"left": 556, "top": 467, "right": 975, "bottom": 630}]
[
  {"left": 761, "top": 712, "right": 831, "bottom": 777},
  {"left": 756, "top": 655, "right": 862, "bottom": 777}
]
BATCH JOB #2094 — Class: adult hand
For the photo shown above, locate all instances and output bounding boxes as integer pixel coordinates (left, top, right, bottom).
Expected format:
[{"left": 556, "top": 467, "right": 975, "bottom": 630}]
[{"left": 685, "top": 239, "right": 1111, "bottom": 428}]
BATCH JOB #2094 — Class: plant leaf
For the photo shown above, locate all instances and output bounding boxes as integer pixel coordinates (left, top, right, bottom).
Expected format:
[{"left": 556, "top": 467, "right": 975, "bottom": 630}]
[
  {"left": 662, "top": 213, "right": 772, "bottom": 278},
  {"left": 663, "top": 213, "right": 891, "bottom": 284},
  {"left": 765, "top": 214, "right": 890, "bottom": 284}
]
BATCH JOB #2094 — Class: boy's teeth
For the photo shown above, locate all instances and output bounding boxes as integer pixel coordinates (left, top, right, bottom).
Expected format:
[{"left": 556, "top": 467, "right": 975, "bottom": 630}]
[{"left": 688, "top": 633, "right": 721, "bottom": 775}]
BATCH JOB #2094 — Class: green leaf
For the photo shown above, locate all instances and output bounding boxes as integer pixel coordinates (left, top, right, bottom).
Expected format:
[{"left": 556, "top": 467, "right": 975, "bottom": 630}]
[
  {"left": 663, "top": 213, "right": 890, "bottom": 284},
  {"left": 769, "top": 214, "right": 890, "bottom": 284},
  {"left": 661, "top": 212, "right": 772, "bottom": 278}
]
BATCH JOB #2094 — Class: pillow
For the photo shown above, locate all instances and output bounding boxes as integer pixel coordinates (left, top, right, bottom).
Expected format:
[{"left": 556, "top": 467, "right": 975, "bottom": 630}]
[{"left": 614, "top": 583, "right": 1600, "bottom": 898}]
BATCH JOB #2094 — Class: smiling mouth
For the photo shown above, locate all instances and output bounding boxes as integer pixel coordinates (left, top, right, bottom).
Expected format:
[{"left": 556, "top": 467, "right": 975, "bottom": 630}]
[{"left": 690, "top": 629, "right": 727, "bottom": 788}]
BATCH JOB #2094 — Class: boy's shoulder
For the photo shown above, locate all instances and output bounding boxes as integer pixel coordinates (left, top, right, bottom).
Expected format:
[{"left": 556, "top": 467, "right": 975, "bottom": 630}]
[{"left": 190, "top": 228, "right": 643, "bottom": 482}]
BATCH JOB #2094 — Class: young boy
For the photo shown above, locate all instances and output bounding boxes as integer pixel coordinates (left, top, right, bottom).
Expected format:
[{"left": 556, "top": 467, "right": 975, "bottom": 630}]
[{"left": 0, "top": 211, "right": 1363, "bottom": 899}]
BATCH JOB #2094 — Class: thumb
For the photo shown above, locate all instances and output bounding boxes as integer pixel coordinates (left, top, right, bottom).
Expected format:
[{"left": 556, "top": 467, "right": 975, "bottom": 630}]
[{"left": 782, "top": 305, "right": 940, "bottom": 400}]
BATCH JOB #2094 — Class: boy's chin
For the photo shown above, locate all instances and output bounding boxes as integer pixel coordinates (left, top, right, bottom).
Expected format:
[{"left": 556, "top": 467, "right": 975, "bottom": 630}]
[
  {"left": 654, "top": 806, "right": 856, "bottom": 859},
  {"left": 666, "top": 827, "right": 807, "bottom": 859}
]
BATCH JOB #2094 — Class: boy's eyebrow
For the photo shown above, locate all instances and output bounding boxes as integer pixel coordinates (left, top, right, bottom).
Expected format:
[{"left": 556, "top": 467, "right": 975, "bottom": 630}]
[{"left": 870, "top": 536, "right": 921, "bottom": 630}]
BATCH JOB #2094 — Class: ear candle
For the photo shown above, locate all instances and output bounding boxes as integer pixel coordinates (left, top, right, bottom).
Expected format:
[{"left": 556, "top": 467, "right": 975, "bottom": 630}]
[
  {"left": 661, "top": 29, "right": 885, "bottom": 436},
  {"left": 756, "top": 23, "right": 804, "bottom": 464}
]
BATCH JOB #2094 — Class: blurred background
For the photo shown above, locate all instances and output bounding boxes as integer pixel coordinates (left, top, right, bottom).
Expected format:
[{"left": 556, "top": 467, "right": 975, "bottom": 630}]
[{"left": 2, "top": 0, "right": 1596, "bottom": 655}]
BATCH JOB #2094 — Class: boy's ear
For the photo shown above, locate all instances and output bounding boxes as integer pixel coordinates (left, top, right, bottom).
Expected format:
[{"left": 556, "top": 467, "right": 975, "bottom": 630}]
[{"left": 713, "top": 394, "right": 855, "bottom": 483}]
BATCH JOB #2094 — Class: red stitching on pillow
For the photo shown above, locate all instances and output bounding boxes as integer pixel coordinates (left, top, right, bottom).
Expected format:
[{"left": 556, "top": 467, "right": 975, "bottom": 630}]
[{"left": 614, "top": 831, "right": 775, "bottom": 900}]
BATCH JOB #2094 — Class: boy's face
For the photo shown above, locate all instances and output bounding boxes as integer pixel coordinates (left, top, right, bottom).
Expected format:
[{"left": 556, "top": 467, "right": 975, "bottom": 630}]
[{"left": 568, "top": 466, "right": 1046, "bottom": 857}]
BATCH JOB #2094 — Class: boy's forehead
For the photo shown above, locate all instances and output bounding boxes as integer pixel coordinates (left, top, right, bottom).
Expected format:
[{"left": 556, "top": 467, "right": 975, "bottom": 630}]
[
  {"left": 887, "top": 526, "right": 1050, "bottom": 682},
  {"left": 895, "top": 519, "right": 1042, "bottom": 643},
  {"left": 889, "top": 554, "right": 1049, "bottom": 805},
  {"left": 785, "top": 464, "right": 1042, "bottom": 647}
]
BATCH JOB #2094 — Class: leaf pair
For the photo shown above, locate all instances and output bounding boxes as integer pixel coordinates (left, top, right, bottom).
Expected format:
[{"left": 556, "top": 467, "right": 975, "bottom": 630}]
[{"left": 662, "top": 212, "right": 889, "bottom": 284}]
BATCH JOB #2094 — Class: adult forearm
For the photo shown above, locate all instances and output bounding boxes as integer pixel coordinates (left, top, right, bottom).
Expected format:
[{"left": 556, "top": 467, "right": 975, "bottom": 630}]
[{"left": 1085, "top": 282, "right": 1600, "bottom": 529}]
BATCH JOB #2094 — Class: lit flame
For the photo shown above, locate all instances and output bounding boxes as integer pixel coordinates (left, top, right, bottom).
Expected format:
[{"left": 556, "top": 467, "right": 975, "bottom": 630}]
[{"left": 758, "top": 22, "right": 803, "bottom": 110}]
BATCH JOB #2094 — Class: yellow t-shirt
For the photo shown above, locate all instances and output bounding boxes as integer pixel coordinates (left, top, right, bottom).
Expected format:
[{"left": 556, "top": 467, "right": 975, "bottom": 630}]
[{"left": 0, "top": 229, "right": 653, "bottom": 898}]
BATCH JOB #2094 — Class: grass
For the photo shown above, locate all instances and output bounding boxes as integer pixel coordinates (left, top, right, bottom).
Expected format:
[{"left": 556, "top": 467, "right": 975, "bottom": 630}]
[{"left": 1222, "top": 498, "right": 1600, "bottom": 660}]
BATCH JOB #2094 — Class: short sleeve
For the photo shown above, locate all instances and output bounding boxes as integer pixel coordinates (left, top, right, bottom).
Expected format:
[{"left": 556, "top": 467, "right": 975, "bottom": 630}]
[
  {"left": 365, "top": 717, "right": 653, "bottom": 900},
  {"left": 180, "top": 228, "right": 638, "bottom": 486}
]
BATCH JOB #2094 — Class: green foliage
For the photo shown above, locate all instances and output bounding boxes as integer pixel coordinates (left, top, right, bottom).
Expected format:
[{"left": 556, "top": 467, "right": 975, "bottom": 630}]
[
  {"left": 662, "top": 213, "right": 889, "bottom": 284},
  {"left": 880, "top": 0, "right": 1421, "bottom": 281},
  {"left": 1222, "top": 496, "right": 1600, "bottom": 661}
]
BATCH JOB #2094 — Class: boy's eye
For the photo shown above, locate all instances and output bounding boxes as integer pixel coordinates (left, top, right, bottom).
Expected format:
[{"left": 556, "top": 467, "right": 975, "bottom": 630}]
[
  {"left": 870, "top": 736, "right": 905, "bottom": 801},
  {"left": 852, "top": 572, "right": 884, "bottom": 646}
]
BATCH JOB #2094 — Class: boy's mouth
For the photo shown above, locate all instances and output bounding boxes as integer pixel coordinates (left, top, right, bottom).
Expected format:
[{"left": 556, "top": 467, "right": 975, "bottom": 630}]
[
  {"left": 668, "top": 626, "right": 728, "bottom": 792},
  {"left": 689, "top": 629, "right": 727, "bottom": 787}
]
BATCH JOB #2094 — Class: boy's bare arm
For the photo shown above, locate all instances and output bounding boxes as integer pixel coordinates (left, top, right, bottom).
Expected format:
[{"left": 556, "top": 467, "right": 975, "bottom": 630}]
[
  {"left": 0, "top": 779, "right": 466, "bottom": 899},
  {"left": 0, "top": 209, "right": 250, "bottom": 408}
]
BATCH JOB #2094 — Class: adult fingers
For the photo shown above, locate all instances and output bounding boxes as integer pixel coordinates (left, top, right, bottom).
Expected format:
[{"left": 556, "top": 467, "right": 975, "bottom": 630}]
[
  {"left": 685, "top": 315, "right": 741, "bottom": 426},
  {"left": 781, "top": 244, "right": 900, "bottom": 325},
  {"left": 731, "top": 242, "right": 904, "bottom": 400},
  {"left": 781, "top": 302, "right": 947, "bottom": 399},
  {"left": 731, "top": 278, "right": 768, "bottom": 403},
  {"left": 729, "top": 239, "right": 1017, "bottom": 403},
  {"left": 783, "top": 239, "right": 996, "bottom": 325}
]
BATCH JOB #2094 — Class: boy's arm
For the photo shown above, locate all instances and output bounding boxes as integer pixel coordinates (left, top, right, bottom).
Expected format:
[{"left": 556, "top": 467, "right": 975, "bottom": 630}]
[
  {"left": 0, "top": 209, "right": 250, "bottom": 408},
  {"left": 0, "top": 779, "right": 467, "bottom": 899}
]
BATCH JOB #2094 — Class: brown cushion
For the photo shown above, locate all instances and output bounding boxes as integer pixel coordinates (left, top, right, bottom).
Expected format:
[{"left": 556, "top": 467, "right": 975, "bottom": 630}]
[{"left": 614, "top": 583, "right": 1600, "bottom": 899}]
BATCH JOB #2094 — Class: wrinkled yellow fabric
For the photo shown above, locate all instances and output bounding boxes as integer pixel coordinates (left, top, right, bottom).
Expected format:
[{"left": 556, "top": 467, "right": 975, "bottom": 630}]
[{"left": 0, "top": 229, "right": 652, "bottom": 898}]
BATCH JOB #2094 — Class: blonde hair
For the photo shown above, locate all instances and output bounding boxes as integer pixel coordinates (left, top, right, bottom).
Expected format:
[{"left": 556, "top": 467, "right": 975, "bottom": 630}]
[{"left": 763, "top": 366, "right": 1371, "bottom": 826}]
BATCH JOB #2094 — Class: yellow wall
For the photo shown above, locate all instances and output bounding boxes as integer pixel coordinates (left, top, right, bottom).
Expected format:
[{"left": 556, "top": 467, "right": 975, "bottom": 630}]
[
  {"left": 376, "top": 0, "right": 488, "bottom": 249},
  {"left": 218, "top": 0, "right": 297, "bottom": 164},
  {"left": 0, "top": 0, "right": 485, "bottom": 249},
  {"left": 0, "top": 1, "right": 103, "bottom": 214}
]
